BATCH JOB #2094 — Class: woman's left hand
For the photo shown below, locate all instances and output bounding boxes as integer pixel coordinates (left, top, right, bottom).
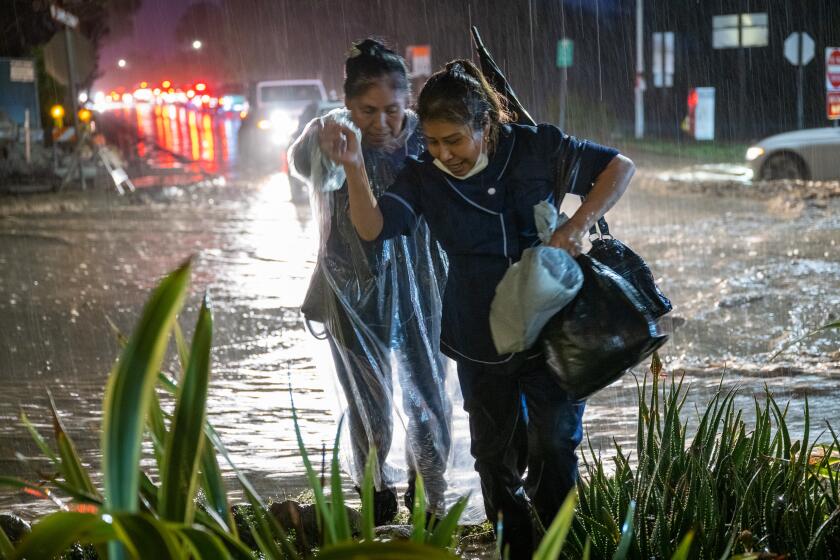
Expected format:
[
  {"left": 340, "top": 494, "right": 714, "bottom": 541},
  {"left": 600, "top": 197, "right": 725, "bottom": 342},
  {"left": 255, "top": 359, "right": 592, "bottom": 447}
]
[{"left": 547, "top": 219, "right": 588, "bottom": 256}]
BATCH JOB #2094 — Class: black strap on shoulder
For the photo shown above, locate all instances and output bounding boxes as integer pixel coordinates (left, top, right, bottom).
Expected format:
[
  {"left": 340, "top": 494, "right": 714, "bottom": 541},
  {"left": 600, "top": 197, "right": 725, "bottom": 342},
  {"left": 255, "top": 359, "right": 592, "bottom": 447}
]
[{"left": 553, "top": 152, "right": 610, "bottom": 239}]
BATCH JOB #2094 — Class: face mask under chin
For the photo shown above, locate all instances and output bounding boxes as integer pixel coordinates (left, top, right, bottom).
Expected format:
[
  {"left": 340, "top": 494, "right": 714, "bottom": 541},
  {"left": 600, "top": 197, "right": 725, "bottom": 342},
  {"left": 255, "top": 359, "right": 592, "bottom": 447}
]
[
  {"left": 433, "top": 132, "right": 488, "bottom": 179},
  {"left": 434, "top": 152, "right": 488, "bottom": 179}
]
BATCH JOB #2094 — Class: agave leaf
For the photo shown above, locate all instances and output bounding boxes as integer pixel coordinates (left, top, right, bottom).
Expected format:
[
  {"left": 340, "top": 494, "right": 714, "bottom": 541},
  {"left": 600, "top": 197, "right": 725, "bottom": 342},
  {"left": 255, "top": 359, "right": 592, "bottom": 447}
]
[
  {"left": 409, "top": 473, "right": 427, "bottom": 543},
  {"left": 428, "top": 495, "right": 468, "bottom": 548},
  {"left": 289, "top": 385, "right": 337, "bottom": 545},
  {"left": 329, "top": 415, "right": 351, "bottom": 542},
  {"left": 177, "top": 525, "right": 232, "bottom": 559},
  {"left": 360, "top": 447, "right": 377, "bottom": 542},
  {"left": 12, "top": 512, "right": 123, "bottom": 560},
  {"left": 112, "top": 512, "right": 185, "bottom": 558},
  {"left": 612, "top": 500, "right": 636, "bottom": 559},
  {"left": 46, "top": 391, "right": 98, "bottom": 498},
  {"left": 147, "top": 390, "right": 168, "bottom": 470},
  {"left": 102, "top": 260, "right": 191, "bottom": 513},
  {"left": 159, "top": 295, "right": 213, "bottom": 524},
  {"left": 0, "top": 521, "right": 15, "bottom": 558},
  {"left": 20, "top": 409, "right": 58, "bottom": 465},
  {"left": 533, "top": 490, "right": 577, "bottom": 560},
  {"left": 199, "top": 433, "right": 236, "bottom": 534},
  {"left": 205, "top": 523, "right": 258, "bottom": 560},
  {"left": 670, "top": 530, "right": 694, "bottom": 560}
]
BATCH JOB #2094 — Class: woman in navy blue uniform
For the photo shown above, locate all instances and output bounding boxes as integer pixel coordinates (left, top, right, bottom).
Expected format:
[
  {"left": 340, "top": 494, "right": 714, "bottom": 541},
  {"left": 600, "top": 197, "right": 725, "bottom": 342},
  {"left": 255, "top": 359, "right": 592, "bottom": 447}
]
[{"left": 321, "top": 59, "right": 635, "bottom": 556}]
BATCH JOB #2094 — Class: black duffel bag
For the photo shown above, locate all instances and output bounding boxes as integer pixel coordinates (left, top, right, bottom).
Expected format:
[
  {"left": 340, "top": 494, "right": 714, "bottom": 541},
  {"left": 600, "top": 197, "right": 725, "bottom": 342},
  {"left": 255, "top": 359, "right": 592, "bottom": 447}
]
[
  {"left": 587, "top": 218, "right": 672, "bottom": 319},
  {"left": 541, "top": 254, "right": 668, "bottom": 400}
]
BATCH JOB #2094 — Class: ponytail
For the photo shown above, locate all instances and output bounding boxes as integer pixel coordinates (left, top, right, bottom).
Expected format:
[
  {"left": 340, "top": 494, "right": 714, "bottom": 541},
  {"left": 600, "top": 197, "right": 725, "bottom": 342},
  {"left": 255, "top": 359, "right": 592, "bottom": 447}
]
[{"left": 417, "top": 59, "right": 512, "bottom": 151}]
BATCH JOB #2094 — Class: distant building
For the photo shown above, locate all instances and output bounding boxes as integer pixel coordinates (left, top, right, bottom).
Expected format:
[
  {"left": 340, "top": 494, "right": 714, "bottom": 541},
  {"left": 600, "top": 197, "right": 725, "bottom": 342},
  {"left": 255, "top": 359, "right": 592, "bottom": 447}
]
[{"left": 640, "top": 0, "right": 840, "bottom": 140}]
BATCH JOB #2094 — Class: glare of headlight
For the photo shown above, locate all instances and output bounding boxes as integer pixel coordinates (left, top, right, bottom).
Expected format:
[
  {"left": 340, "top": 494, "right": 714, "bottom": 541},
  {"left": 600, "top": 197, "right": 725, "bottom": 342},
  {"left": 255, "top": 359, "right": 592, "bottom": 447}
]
[
  {"left": 78, "top": 92, "right": 88, "bottom": 103},
  {"left": 257, "top": 119, "right": 272, "bottom": 130},
  {"left": 269, "top": 110, "right": 298, "bottom": 139},
  {"left": 745, "top": 146, "right": 765, "bottom": 161}
]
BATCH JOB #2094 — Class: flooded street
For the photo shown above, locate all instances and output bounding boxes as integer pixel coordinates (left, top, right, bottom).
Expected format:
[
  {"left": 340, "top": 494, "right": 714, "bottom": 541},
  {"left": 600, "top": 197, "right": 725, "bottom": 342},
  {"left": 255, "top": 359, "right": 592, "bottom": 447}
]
[{"left": 1, "top": 108, "right": 838, "bottom": 523}]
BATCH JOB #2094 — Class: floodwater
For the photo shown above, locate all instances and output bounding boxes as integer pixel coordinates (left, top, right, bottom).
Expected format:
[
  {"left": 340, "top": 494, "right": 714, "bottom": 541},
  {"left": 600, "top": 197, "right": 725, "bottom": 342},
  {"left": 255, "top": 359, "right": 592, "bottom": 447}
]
[{"left": 1, "top": 107, "right": 838, "bottom": 529}]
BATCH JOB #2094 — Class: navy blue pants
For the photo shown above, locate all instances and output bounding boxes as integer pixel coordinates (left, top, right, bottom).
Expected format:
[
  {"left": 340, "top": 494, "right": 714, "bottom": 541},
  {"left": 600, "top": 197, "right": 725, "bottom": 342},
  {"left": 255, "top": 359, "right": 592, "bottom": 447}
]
[{"left": 456, "top": 354, "right": 585, "bottom": 558}]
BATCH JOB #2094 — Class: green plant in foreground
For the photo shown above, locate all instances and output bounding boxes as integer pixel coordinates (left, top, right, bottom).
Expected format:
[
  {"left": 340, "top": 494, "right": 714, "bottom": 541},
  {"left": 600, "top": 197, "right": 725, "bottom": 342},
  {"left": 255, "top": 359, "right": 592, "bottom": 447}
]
[
  {"left": 2, "top": 262, "right": 838, "bottom": 560},
  {"left": 564, "top": 366, "right": 840, "bottom": 559},
  {"left": 1, "top": 261, "right": 464, "bottom": 559}
]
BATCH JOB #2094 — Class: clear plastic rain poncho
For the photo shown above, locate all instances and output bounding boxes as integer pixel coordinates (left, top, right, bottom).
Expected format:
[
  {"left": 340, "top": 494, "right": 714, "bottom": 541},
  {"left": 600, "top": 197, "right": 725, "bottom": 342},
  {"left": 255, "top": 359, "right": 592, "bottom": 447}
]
[{"left": 290, "top": 108, "right": 479, "bottom": 517}]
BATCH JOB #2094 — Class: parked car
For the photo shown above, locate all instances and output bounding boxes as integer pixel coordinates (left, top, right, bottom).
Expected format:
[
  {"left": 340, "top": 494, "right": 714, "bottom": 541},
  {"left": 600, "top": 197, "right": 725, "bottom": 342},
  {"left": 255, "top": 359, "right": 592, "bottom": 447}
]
[{"left": 746, "top": 126, "right": 840, "bottom": 180}]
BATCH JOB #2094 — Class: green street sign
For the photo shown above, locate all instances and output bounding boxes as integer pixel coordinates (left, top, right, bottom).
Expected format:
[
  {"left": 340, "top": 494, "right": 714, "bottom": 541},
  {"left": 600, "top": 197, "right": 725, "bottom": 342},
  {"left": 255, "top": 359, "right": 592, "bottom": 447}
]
[{"left": 556, "top": 38, "right": 574, "bottom": 68}]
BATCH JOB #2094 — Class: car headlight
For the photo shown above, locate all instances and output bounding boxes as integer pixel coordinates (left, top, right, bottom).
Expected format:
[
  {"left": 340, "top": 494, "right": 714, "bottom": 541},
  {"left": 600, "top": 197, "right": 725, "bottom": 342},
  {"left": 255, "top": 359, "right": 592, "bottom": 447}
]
[
  {"left": 257, "top": 118, "right": 272, "bottom": 130},
  {"left": 270, "top": 110, "right": 298, "bottom": 139},
  {"left": 745, "top": 146, "right": 765, "bottom": 161}
]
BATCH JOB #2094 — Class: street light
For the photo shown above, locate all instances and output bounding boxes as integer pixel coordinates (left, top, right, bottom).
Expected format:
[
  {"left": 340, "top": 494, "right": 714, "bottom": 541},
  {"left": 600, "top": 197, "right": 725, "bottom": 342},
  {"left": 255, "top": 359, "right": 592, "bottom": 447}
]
[
  {"left": 117, "top": 58, "right": 127, "bottom": 68},
  {"left": 192, "top": 40, "right": 202, "bottom": 50}
]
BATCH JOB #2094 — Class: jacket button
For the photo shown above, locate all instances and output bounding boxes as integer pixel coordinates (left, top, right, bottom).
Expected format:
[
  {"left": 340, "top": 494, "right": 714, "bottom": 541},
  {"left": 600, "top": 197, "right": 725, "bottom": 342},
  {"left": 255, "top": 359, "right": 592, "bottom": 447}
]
[{"left": 487, "top": 187, "right": 497, "bottom": 195}]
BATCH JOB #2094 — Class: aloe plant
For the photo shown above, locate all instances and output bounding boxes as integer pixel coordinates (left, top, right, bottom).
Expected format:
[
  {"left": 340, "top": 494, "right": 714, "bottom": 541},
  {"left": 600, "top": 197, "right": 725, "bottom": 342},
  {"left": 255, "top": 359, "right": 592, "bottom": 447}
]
[
  {"left": 564, "top": 361, "right": 840, "bottom": 559},
  {"left": 0, "top": 262, "right": 473, "bottom": 560}
]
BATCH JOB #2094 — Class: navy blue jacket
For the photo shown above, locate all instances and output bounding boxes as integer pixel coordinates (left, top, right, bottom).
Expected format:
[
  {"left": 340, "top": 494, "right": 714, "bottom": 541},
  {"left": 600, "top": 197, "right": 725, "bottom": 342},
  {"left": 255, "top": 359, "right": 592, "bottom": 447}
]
[{"left": 377, "top": 123, "right": 619, "bottom": 364}]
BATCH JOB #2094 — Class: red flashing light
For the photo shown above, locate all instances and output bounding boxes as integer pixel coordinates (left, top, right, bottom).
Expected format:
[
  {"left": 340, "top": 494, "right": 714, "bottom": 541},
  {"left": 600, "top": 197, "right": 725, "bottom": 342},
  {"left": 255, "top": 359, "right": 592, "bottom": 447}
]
[{"left": 687, "top": 89, "right": 699, "bottom": 109}]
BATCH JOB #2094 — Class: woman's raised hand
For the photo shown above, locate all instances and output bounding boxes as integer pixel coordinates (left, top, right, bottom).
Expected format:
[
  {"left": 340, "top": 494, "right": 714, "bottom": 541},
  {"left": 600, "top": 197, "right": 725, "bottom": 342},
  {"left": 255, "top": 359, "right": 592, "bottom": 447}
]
[{"left": 319, "top": 120, "right": 363, "bottom": 169}]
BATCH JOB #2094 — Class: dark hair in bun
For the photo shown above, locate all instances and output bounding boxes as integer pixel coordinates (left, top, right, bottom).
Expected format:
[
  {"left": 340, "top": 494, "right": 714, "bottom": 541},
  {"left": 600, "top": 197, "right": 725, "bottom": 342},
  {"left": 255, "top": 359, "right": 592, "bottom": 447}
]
[
  {"left": 344, "top": 38, "right": 409, "bottom": 100},
  {"left": 417, "top": 58, "right": 512, "bottom": 150}
]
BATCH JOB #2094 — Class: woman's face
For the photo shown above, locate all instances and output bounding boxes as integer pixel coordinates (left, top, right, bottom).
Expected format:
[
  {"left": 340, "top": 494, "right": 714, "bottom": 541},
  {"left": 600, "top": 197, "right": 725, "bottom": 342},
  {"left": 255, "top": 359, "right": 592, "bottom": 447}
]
[
  {"left": 346, "top": 78, "right": 408, "bottom": 148},
  {"left": 422, "top": 119, "right": 485, "bottom": 177}
]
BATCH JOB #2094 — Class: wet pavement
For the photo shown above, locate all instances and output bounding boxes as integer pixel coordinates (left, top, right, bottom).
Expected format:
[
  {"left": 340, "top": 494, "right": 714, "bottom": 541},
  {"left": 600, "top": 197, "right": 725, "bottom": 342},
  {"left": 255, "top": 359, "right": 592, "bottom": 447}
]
[{"left": 1, "top": 107, "right": 838, "bottom": 525}]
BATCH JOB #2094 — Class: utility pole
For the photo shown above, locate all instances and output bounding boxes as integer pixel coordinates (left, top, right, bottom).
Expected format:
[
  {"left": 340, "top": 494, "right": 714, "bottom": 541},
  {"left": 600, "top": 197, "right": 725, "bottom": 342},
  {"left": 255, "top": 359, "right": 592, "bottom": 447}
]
[{"left": 634, "top": 0, "right": 645, "bottom": 139}]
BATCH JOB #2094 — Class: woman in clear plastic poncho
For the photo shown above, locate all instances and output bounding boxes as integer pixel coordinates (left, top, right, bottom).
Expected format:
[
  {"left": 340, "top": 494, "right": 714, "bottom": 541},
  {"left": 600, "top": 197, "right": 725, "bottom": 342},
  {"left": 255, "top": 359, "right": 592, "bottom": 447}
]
[{"left": 289, "top": 39, "right": 451, "bottom": 525}]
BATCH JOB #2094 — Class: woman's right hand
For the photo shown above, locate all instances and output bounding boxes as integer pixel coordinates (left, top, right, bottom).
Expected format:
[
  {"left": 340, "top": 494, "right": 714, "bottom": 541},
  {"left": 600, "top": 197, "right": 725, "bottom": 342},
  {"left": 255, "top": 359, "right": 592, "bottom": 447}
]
[{"left": 319, "top": 120, "right": 363, "bottom": 169}]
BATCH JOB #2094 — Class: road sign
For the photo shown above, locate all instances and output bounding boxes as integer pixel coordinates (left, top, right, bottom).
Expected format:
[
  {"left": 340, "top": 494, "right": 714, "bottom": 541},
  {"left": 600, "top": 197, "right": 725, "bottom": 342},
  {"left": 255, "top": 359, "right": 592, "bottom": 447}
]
[
  {"left": 827, "top": 48, "right": 840, "bottom": 90},
  {"left": 9, "top": 59, "right": 35, "bottom": 82},
  {"left": 828, "top": 92, "right": 840, "bottom": 120},
  {"left": 50, "top": 4, "right": 79, "bottom": 28},
  {"left": 556, "top": 39, "right": 573, "bottom": 68},
  {"left": 827, "top": 48, "right": 840, "bottom": 120},
  {"left": 43, "top": 30, "right": 95, "bottom": 86},
  {"left": 784, "top": 32, "right": 814, "bottom": 66},
  {"left": 406, "top": 45, "right": 431, "bottom": 78}
]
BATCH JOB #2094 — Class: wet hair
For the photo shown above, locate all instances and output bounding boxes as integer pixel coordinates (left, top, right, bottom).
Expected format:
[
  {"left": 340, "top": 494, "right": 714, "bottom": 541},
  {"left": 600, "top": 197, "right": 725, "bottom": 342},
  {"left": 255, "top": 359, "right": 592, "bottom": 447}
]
[
  {"left": 344, "top": 38, "right": 409, "bottom": 100},
  {"left": 417, "top": 59, "right": 512, "bottom": 149}
]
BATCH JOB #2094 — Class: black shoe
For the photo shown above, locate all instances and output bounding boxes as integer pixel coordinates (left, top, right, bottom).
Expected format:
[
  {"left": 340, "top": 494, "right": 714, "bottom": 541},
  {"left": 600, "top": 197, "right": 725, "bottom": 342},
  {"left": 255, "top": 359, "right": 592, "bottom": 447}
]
[
  {"left": 355, "top": 485, "right": 398, "bottom": 526},
  {"left": 404, "top": 476, "right": 416, "bottom": 512}
]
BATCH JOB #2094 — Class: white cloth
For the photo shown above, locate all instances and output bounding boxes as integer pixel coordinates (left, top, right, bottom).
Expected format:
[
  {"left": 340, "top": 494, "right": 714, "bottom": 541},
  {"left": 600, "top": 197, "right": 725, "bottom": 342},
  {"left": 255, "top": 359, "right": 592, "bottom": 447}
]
[{"left": 489, "top": 202, "right": 583, "bottom": 354}]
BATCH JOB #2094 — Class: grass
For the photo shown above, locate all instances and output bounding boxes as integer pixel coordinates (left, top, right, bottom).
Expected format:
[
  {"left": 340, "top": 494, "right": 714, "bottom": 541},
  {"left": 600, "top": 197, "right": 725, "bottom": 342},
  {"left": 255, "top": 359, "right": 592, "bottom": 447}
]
[{"left": 617, "top": 138, "right": 751, "bottom": 165}]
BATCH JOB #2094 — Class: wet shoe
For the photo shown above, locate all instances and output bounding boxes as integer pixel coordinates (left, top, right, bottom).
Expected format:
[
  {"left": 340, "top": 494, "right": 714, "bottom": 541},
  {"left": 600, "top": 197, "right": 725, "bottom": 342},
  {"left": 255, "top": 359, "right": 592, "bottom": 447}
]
[
  {"left": 404, "top": 477, "right": 416, "bottom": 512},
  {"left": 355, "top": 485, "right": 398, "bottom": 526}
]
